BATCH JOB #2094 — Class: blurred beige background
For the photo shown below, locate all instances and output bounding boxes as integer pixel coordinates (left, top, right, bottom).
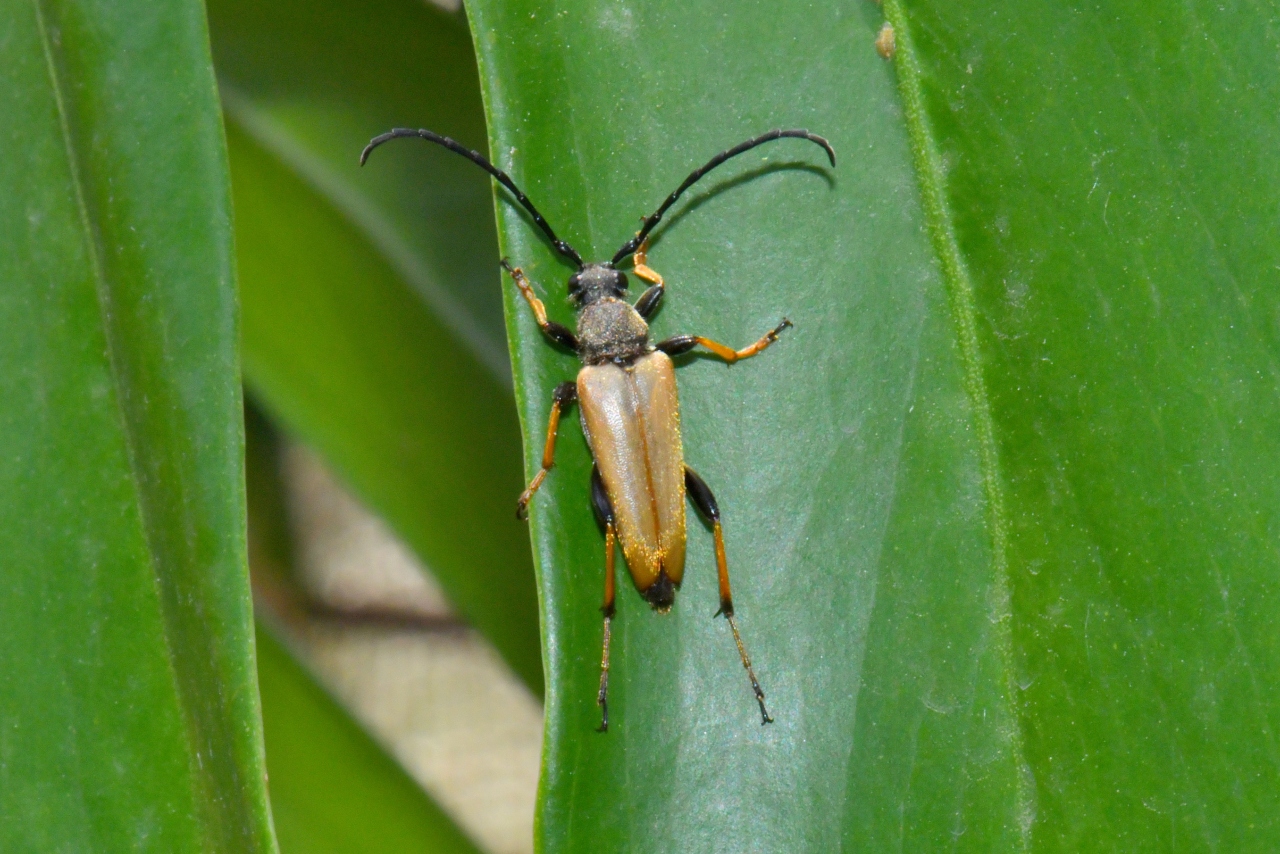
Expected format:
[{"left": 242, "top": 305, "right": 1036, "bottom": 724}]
[{"left": 269, "top": 443, "right": 541, "bottom": 854}]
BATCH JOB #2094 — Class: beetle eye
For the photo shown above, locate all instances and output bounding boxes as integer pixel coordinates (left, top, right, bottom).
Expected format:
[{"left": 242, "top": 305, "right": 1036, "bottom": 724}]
[{"left": 567, "top": 274, "right": 583, "bottom": 299}]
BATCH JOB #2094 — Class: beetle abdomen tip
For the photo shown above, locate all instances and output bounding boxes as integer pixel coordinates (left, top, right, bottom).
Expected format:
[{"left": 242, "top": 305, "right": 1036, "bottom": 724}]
[{"left": 643, "top": 569, "right": 677, "bottom": 611}]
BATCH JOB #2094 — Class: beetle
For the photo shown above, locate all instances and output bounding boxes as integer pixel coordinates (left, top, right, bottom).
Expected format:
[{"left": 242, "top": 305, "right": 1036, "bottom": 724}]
[{"left": 361, "top": 127, "right": 834, "bottom": 730}]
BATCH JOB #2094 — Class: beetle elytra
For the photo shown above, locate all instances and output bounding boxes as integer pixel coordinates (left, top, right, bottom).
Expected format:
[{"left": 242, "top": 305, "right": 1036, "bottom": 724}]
[{"left": 362, "top": 127, "right": 834, "bottom": 730}]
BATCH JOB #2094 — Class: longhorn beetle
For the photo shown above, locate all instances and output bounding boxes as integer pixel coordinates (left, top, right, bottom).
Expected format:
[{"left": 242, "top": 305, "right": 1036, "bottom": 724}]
[{"left": 361, "top": 127, "right": 835, "bottom": 730}]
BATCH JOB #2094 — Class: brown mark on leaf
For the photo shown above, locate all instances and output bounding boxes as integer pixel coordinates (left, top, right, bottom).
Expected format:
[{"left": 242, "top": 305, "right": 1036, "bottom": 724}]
[{"left": 875, "top": 22, "right": 896, "bottom": 60}]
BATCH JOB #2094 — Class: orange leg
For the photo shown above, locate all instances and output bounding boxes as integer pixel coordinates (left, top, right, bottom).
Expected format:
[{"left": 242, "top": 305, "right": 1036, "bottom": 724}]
[
  {"left": 501, "top": 260, "right": 579, "bottom": 350},
  {"left": 685, "top": 467, "right": 773, "bottom": 725},
  {"left": 516, "top": 382, "right": 576, "bottom": 520},
  {"left": 656, "top": 318, "right": 793, "bottom": 364},
  {"left": 714, "top": 521, "right": 773, "bottom": 725},
  {"left": 631, "top": 238, "right": 665, "bottom": 319},
  {"left": 633, "top": 237, "right": 664, "bottom": 286}
]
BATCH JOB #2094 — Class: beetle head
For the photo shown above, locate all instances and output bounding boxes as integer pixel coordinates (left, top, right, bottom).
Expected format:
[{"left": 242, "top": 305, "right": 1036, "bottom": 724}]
[{"left": 568, "top": 263, "right": 628, "bottom": 306}]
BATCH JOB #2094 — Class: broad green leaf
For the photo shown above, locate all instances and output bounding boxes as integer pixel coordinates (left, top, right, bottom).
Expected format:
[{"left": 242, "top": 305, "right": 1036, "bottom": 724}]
[
  {"left": 466, "top": 0, "right": 1280, "bottom": 848},
  {"left": 256, "top": 625, "right": 483, "bottom": 854},
  {"left": 885, "top": 0, "right": 1280, "bottom": 846},
  {"left": 208, "top": 0, "right": 542, "bottom": 692},
  {"left": 465, "top": 0, "right": 1005, "bottom": 849},
  {"left": 0, "top": 0, "right": 273, "bottom": 849}
]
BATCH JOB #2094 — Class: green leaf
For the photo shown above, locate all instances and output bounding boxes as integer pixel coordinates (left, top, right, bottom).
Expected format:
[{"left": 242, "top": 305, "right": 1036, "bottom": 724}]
[
  {"left": 886, "top": 0, "right": 1280, "bottom": 846},
  {"left": 465, "top": 0, "right": 1280, "bottom": 848},
  {"left": 256, "top": 625, "right": 483, "bottom": 854},
  {"left": 0, "top": 1, "right": 273, "bottom": 849},
  {"left": 207, "top": 0, "right": 542, "bottom": 692},
  {"left": 465, "top": 1, "right": 997, "bottom": 849}
]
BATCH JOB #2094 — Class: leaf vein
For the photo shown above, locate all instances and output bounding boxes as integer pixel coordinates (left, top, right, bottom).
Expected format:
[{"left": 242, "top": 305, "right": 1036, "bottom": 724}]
[{"left": 882, "top": 4, "right": 1031, "bottom": 848}]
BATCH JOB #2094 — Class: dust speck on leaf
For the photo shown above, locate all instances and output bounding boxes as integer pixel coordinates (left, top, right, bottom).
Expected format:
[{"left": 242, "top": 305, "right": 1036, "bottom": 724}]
[
  {"left": 598, "top": 4, "right": 636, "bottom": 37},
  {"left": 875, "top": 23, "right": 896, "bottom": 59}
]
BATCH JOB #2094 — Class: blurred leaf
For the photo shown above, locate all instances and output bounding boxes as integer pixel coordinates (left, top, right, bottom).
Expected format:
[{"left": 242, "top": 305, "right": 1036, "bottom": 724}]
[
  {"left": 256, "top": 625, "right": 483, "bottom": 854},
  {"left": 244, "top": 399, "right": 298, "bottom": 590},
  {"left": 0, "top": 0, "right": 273, "bottom": 849},
  {"left": 244, "top": 398, "right": 482, "bottom": 854},
  {"left": 465, "top": 0, "right": 1280, "bottom": 848},
  {"left": 208, "top": 0, "right": 542, "bottom": 692}
]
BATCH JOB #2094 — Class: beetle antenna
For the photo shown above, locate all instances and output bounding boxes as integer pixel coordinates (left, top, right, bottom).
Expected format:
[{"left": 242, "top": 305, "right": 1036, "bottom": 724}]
[
  {"left": 362, "top": 128, "right": 585, "bottom": 268},
  {"left": 611, "top": 129, "right": 835, "bottom": 266}
]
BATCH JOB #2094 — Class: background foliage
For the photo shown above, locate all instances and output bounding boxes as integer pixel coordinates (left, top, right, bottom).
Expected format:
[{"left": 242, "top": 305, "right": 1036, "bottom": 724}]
[
  {"left": 208, "top": 0, "right": 541, "bottom": 693},
  {"left": 1, "top": 0, "right": 272, "bottom": 849}
]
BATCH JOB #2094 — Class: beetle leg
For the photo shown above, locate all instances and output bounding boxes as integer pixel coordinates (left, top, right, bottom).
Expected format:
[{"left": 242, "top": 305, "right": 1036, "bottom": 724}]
[
  {"left": 501, "top": 259, "right": 579, "bottom": 351},
  {"left": 631, "top": 238, "right": 665, "bottom": 320},
  {"left": 656, "top": 317, "right": 792, "bottom": 363},
  {"left": 590, "top": 466, "right": 618, "bottom": 732},
  {"left": 516, "top": 382, "right": 578, "bottom": 520},
  {"left": 634, "top": 285, "right": 665, "bottom": 321},
  {"left": 684, "top": 467, "right": 773, "bottom": 725}
]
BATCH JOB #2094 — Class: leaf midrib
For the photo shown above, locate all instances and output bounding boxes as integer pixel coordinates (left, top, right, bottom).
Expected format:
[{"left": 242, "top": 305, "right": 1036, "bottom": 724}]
[{"left": 882, "top": 2, "right": 1031, "bottom": 846}]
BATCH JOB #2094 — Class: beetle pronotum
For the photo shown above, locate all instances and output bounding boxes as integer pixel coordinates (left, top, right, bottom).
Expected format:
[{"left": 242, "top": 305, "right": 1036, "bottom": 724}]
[{"left": 362, "top": 127, "right": 834, "bottom": 730}]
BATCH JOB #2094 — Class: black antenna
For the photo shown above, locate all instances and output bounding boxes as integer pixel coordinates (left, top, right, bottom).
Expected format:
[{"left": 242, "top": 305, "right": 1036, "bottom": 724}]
[
  {"left": 361, "top": 128, "right": 585, "bottom": 269},
  {"left": 611, "top": 129, "right": 835, "bottom": 266}
]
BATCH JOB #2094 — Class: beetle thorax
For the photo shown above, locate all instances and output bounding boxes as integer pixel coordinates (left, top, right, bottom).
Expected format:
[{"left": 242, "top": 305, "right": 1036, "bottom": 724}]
[{"left": 576, "top": 297, "right": 652, "bottom": 365}]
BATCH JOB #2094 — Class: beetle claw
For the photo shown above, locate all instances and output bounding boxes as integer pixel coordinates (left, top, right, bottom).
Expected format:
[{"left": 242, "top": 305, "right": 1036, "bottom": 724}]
[{"left": 595, "top": 702, "right": 609, "bottom": 733}]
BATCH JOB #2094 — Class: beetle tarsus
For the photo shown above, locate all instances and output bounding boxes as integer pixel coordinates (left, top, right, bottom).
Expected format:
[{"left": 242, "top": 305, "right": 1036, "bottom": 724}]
[
  {"left": 724, "top": 317, "right": 793, "bottom": 362},
  {"left": 596, "top": 617, "right": 612, "bottom": 733},
  {"left": 726, "top": 612, "right": 773, "bottom": 726},
  {"left": 756, "top": 690, "right": 774, "bottom": 726},
  {"left": 594, "top": 492, "right": 618, "bottom": 732},
  {"left": 515, "top": 470, "right": 545, "bottom": 520},
  {"left": 753, "top": 672, "right": 774, "bottom": 724}
]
